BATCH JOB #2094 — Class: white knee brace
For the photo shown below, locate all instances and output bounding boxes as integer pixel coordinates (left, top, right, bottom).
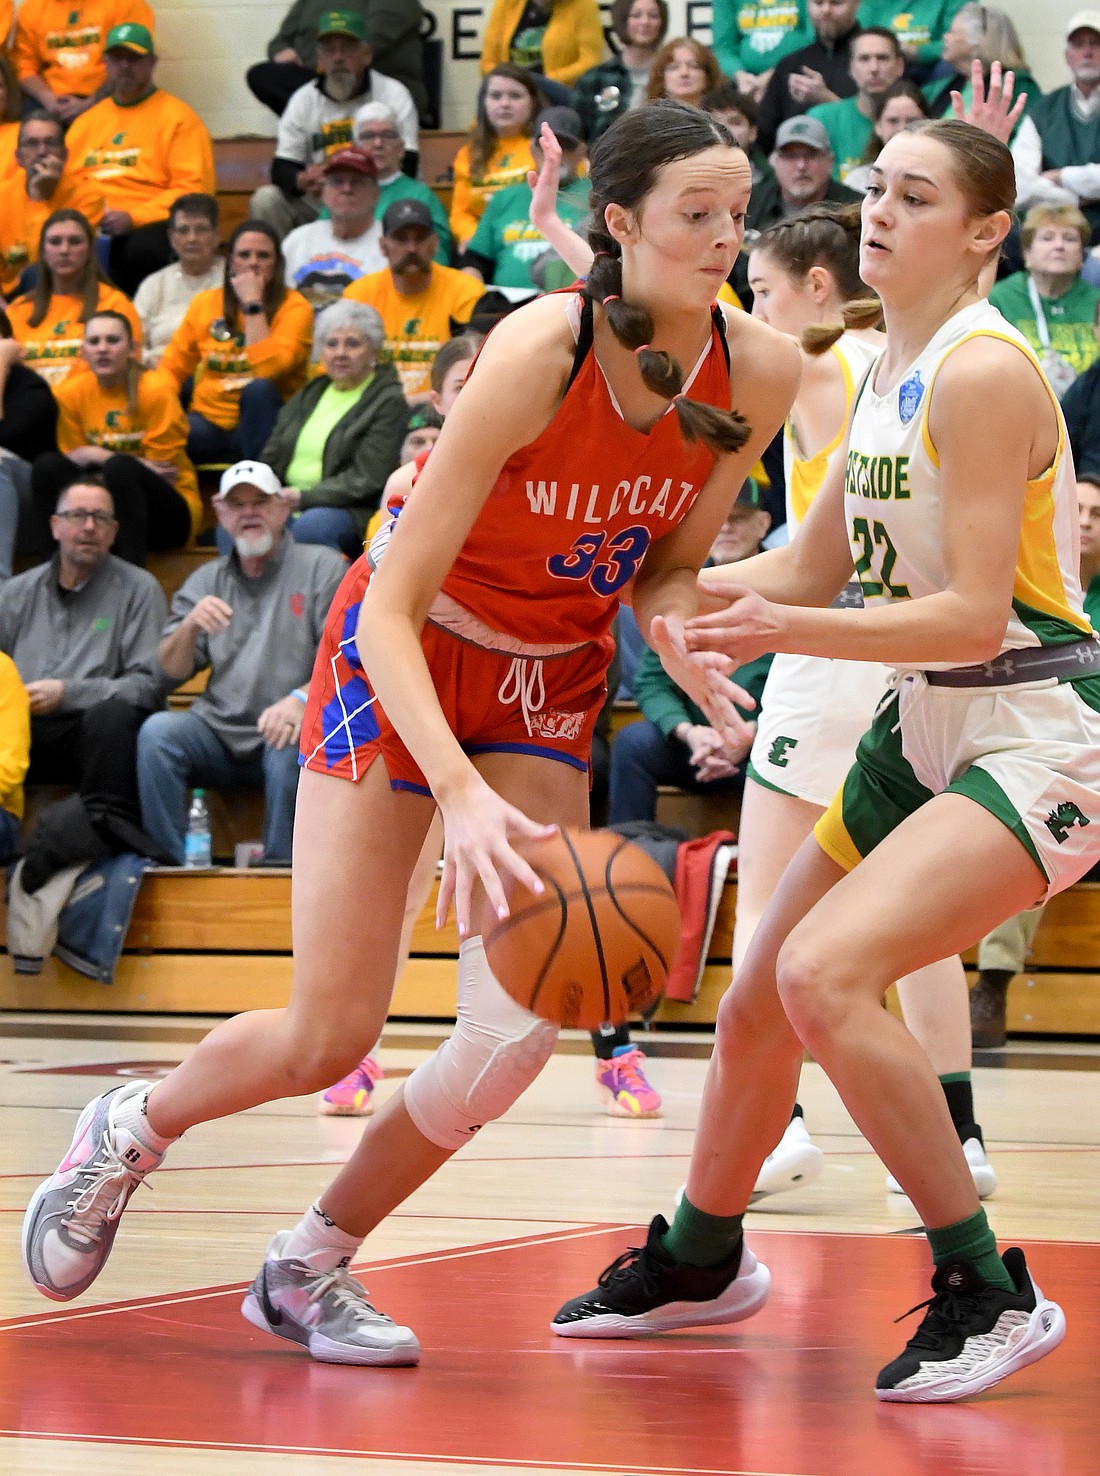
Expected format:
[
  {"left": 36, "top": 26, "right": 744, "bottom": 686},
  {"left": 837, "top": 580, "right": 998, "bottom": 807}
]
[{"left": 404, "top": 937, "right": 559, "bottom": 1149}]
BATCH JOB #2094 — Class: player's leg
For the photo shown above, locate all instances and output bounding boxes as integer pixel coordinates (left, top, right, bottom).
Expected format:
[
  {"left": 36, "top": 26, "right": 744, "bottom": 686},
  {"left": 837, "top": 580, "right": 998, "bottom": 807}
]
[
  {"left": 894, "top": 956, "right": 997, "bottom": 1199},
  {"left": 244, "top": 751, "right": 590, "bottom": 1362},
  {"left": 22, "top": 763, "right": 436, "bottom": 1303}
]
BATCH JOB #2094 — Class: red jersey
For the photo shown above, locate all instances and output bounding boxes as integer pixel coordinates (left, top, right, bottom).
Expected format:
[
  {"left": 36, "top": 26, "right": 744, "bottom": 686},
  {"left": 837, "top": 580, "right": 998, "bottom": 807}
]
[{"left": 440, "top": 294, "right": 731, "bottom": 645}]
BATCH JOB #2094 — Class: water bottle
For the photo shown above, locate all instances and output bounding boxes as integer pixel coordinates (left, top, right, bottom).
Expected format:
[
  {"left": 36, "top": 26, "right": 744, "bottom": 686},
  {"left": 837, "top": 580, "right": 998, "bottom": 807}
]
[{"left": 184, "top": 788, "right": 212, "bottom": 869}]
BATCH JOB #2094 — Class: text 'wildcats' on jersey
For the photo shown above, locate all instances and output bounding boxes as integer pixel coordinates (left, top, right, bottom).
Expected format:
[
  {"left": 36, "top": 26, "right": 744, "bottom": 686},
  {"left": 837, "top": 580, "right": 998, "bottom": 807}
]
[
  {"left": 844, "top": 299, "right": 1093, "bottom": 666},
  {"left": 438, "top": 295, "right": 733, "bottom": 647}
]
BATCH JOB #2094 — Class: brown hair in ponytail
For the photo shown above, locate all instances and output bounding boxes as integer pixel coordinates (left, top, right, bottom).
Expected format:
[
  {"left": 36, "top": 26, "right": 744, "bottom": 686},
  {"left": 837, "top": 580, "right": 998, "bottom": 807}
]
[
  {"left": 585, "top": 99, "right": 751, "bottom": 455},
  {"left": 751, "top": 203, "right": 881, "bottom": 357}
]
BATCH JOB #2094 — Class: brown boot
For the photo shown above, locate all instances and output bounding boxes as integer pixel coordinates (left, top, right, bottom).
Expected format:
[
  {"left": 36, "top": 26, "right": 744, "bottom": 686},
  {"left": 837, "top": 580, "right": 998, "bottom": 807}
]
[{"left": 970, "top": 970, "right": 1011, "bottom": 1049}]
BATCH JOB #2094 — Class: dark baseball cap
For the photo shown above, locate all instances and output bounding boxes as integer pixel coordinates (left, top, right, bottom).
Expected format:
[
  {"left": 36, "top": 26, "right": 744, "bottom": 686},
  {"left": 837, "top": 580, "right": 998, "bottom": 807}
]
[
  {"left": 382, "top": 199, "right": 435, "bottom": 235},
  {"left": 534, "top": 105, "right": 585, "bottom": 148},
  {"left": 322, "top": 146, "right": 378, "bottom": 179}
]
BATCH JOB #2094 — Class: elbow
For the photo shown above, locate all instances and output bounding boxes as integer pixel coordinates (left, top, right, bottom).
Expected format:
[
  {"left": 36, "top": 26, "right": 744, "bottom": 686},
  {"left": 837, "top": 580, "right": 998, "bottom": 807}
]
[{"left": 962, "top": 616, "right": 1010, "bottom": 666}]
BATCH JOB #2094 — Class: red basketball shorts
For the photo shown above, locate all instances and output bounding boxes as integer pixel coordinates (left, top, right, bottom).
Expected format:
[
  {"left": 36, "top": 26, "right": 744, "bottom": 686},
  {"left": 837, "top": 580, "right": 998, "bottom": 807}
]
[{"left": 299, "top": 557, "right": 613, "bottom": 794}]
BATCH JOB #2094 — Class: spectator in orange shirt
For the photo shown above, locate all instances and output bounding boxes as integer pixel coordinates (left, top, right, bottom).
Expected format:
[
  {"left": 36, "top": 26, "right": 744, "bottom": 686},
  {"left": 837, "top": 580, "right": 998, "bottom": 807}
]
[
  {"left": 32, "top": 310, "right": 198, "bottom": 566},
  {"left": 0, "top": 54, "right": 22, "bottom": 186},
  {"left": 5, "top": 207, "right": 141, "bottom": 386},
  {"left": 64, "top": 24, "right": 216, "bottom": 296},
  {"left": 0, "top": 112, "right": 104, "bottom": 298},
  {"left": 13, "top": 0, "right": 153, "bottom": 124},
  {"left": 158, "top": 220, "right": 314, "bottom": 467}
]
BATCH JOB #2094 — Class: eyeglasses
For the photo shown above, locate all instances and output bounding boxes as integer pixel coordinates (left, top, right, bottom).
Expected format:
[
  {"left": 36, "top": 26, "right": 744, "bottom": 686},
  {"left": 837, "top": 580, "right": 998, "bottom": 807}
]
[
  {"left": 359, "top": 129, "right": 400, "bottom": 143},
  {"left": 54, "top": 509, "right": 117, "bottom": 527}
]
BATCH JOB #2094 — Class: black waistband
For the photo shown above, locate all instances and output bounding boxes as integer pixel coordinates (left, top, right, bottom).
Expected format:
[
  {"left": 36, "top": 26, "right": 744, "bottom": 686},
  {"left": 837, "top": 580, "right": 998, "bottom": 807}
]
[{"left": 923, "top": 638, "right": 1100, "bottom": 687}]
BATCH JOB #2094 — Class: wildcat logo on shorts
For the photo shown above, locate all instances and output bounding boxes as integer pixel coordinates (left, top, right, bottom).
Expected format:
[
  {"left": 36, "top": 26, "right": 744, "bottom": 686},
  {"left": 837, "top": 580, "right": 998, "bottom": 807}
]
[
  {"left": 528, "top": 708, "right": 585, "bottom": 740},
  {"left": 768, "top": 735, "right": 798, "bottom": 767},
  {"left": 1045, "top": 801, "right": 1090, "bottom": 844},
  {"left": 898, "top": 370, "right": 925, "bottom": 425}
]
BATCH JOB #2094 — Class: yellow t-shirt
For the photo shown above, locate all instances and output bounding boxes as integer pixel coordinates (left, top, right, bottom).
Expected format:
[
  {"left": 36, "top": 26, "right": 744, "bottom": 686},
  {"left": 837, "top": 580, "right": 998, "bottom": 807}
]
[
  {"left": 13, "top": 0, "right": 153, "bottom": 98},
  {"left": 344, "top": 265, "right": 484, "bottom": 397},
  {"left": 158, "top": 286, "right": 314, "bottom": 431},
  {"left": 54, "top": 369, "right": 201, "bottom": 533},
  {"left": 449, "top": 135, "right": 536, "bottom": 249},
  {"left": 0, "top": 651, "right": 29, "bottom": 821},
  {"left": 63, "top": 89, "right": 215, "bottom": 228},
  {"left": 7, "top": 284, "right": 142, "bottom": 385},
  {"left": 0, "top": 170, "right": 106, "bottom": 296}
]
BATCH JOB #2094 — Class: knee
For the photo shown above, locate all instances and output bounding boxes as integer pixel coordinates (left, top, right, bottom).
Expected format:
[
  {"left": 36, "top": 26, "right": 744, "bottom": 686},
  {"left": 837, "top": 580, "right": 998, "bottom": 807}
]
[
  {"left": 714, "top": 967, "right": 791, "bottom": 1063},
  {"left": 137, "top": 711, "right": 185, "bottom": 764},
  {"left": 82, "top": 695, "right": 144, "bottom": 745},
  {"left": 774, "top": 937, "right": 853, "bottom": 1051},
  {"left": 240, "top": 377, "right": 282, "bottom": 410}
]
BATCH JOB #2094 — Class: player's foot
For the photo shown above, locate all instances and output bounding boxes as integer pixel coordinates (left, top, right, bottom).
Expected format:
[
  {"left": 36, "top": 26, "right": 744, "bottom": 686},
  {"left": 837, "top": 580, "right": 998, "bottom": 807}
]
[
  {"left": 22, "top": 1080, "right": 166, "bottom": 1301},
  {"left": 318, "top": 1054, "right": 384, "bottom": 1117},
  {"left": 595, "top": 1046, "right": 662, "bottom": 1118},
  {"left": 876, "top": 1248, "right": 1065, "bottom": 1402},
  {"left": 751, "top": 1111, "right": 824, "bottom": 1201},
  {"left": 241, "top": 1230, "right": 421, "bottom": 1366},
  {"left": 551, "top": 1214, "right": 769, "bottom": 1338},
  {"left": 970, "top": 970, "right": 1011, "bottom": 1049},
  {"left": 886, "top": 1134, "right": 998, "bottom": 1200}
]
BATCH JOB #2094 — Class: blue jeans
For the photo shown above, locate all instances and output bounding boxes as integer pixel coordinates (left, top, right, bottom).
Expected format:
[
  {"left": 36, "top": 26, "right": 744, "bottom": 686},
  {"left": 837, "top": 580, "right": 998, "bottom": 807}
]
[
  {"left": 136, "top": 709, "right": 300, "bottom": 864},
  {"left": 186, "top": 378, "right": 284, "bottom": 466},
  {"left": 0, "top": 807, "right": 18, "bottom": 864},
  {"left": 607, "top": 719, "right": 744, "bottom": 825}
]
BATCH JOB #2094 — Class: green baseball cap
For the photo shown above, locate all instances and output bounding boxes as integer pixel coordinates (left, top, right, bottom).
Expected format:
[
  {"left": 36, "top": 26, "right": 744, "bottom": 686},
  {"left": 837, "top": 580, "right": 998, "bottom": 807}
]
[
  {"left": 105, "top": 22, "right": 154, "bottom": 54},
  {"left": 316, "top": 10, "right": 367, "bottom": 40}
]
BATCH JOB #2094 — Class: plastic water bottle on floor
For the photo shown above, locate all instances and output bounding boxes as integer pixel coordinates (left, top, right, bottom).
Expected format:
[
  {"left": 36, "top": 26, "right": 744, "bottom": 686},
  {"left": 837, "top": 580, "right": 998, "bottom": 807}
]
[{"left": 184, "top": 788, "right": 212, "bottom": 869}]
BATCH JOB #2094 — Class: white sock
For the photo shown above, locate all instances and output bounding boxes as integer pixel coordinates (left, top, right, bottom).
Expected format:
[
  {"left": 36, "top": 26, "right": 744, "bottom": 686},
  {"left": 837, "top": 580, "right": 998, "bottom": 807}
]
[
  {"left": 280, "top": 1201, "right": 363, "bottom": 1272},
  {"left": 112, "top": 1086, "right": 176, "bottom": 1156}
]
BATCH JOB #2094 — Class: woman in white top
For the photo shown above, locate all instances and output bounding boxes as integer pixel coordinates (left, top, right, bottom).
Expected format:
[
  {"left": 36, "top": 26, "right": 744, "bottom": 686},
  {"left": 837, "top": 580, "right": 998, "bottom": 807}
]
[{"left": 554, "top": 119, "right": 1091, "bottom": 1405}]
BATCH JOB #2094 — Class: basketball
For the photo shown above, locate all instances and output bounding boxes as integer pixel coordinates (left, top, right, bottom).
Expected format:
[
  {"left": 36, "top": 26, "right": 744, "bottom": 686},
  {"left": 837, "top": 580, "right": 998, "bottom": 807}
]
[{"left": 479, "top": 828, "right": 681, "bottom": 1031}]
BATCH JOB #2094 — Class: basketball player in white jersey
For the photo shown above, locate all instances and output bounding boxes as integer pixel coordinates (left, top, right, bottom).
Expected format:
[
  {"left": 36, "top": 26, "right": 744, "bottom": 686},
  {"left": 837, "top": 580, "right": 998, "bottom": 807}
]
[{"left": 554, "top": 119, "right": 1094, "bottom": 1403}]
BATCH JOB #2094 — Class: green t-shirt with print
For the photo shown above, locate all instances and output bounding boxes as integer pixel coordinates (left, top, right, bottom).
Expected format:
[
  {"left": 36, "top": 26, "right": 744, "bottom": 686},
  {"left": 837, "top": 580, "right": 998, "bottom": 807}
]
[
  {"left": 467, "top": 175, "right": 591, "bottom": 289},
  {"left": 712, "top": 1, "right": 812, "bottom": 77},
  {"left": 857, "top": 0, "right": 965, "bottom": 63},
  {"left": 989, "top": 272, "right": 1100, "bottom": 378},
  {"left": 808, "top": 97, "right": 873, "bottom": 183}
]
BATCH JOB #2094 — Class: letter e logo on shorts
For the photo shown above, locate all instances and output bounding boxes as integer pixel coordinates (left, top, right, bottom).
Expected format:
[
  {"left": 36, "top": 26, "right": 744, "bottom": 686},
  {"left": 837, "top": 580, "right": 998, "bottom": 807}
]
[
  {"left": 768, "top": 735, "right": 798, "bottom": 768},
  {"left": 1045, "top": 801, "right": 1090, "bottom": 844}
]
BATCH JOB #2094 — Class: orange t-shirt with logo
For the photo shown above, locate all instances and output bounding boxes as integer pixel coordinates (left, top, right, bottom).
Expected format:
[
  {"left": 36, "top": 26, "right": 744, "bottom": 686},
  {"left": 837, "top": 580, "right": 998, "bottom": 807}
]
[
  {"left": 6, "top": 283, "right": 141, "bottom": 385},
  {"left": 13, "top": 0, "right": 154, "bottom": 98}
]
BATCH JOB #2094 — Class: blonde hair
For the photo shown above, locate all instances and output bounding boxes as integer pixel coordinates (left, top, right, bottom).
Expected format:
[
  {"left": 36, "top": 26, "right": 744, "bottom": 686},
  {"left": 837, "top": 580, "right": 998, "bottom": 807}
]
[{"left": 1022, "top": 203, "right": 1091, "bottom": 254}]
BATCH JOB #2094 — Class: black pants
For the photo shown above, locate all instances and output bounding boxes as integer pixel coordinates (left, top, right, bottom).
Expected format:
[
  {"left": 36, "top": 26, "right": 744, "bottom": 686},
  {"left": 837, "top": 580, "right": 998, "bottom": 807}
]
[
  {"left": 29, "top": 696, "right": 149, "bottom": 828},
  {"left": 247, "top": 60, "right": 316, "bottom": 117},
  {"left": 107, "top": 221, "right": 174, "bottom": 297},
  {"left": 33, "top": 451, "right": 192, "bottom": 566}
]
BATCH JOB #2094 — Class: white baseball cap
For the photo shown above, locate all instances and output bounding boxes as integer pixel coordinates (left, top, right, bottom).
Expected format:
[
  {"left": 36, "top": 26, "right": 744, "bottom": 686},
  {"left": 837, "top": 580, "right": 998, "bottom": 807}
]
[
  {"left": 1066, "top": 10, "right": 1100, "bottom": 39},
  {"left": 217, "top": 460, "right": 282, "bottom": 499}
]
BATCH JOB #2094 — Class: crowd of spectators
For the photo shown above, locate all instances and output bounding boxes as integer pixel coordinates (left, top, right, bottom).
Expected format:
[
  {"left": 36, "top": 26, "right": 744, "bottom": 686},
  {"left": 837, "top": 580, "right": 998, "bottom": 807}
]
[{"left": 0, "top": 0, "right": 1096, "bottom": 882}]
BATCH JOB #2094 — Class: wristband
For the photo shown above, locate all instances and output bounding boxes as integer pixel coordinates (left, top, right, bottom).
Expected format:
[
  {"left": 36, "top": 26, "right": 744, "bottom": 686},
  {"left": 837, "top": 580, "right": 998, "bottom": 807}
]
[{"left": 292, "top": 688, "right": 308, "bottom": 704}]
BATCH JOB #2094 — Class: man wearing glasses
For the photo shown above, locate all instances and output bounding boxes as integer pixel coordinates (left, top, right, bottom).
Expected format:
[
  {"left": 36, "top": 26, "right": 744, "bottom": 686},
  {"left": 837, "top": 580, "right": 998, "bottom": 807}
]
[{"left": 0, "top": 476, "right": 168, "bottom": 890}]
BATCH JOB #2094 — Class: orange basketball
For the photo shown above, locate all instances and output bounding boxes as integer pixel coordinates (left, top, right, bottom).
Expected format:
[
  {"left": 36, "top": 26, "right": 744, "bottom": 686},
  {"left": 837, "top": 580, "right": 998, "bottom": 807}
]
[{"left": 480, "top": 828, "right": 681, "bottom": 1031}]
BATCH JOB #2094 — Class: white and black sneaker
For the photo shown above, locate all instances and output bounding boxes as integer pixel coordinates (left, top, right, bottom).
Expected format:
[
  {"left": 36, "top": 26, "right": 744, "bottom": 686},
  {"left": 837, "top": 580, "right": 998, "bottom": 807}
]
[
  {"left": 551, "top": 1214, "right": 770, "bottom": 1339},
  {"left": 876, "top": 1249, "right": 1066, "bottom": 1402},
  {"left": 241, "top": 1231, "right": 421, "bottom": 1366}
]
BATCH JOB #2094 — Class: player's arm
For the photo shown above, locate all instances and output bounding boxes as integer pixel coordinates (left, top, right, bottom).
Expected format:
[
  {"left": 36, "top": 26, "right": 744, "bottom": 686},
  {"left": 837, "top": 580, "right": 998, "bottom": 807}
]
[
  {"left": 357, "top": 295, "right": 575, "bottom": 929},
  {"left": 687, "top": 338, "right": 1048, "bottom": 668}
]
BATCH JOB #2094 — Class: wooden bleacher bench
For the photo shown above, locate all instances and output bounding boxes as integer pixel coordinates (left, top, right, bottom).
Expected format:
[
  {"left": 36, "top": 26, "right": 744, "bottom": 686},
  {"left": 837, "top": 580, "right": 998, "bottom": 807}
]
[{"left": 3, "top": 865, "right": 1100, "bottom": 1037}]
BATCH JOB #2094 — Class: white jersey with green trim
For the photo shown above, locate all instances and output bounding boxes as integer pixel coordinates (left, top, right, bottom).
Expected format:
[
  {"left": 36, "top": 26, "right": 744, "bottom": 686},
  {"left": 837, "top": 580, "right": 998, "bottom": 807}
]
[
  {"left": 784, "top": 331, "right": 882, "bottom": 535},
  {"left": 844, "top": 298, "right": 1091, "bottom": 669}
]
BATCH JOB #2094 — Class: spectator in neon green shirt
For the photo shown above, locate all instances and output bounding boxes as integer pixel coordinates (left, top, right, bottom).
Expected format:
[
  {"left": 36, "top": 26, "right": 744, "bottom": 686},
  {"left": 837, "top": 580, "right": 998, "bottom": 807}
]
[
  {"left": 462, "top": 105, "right": 590, "bottom": 290},
  {"left": 809, "top": 26, "right": 904, "bottom": 181},
  {"left": 712, "top": 1, "right": 813, "bottom": 100}
]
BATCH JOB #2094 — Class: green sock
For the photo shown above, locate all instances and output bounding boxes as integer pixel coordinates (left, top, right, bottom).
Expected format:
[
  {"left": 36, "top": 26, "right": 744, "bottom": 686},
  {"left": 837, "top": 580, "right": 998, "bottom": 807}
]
[
  {"left": 661, "top": 1194, "right": 743, "bottom": 1269},
  {"left": 926, "top": 1210, "right": 1013, "bottom": 1290}
]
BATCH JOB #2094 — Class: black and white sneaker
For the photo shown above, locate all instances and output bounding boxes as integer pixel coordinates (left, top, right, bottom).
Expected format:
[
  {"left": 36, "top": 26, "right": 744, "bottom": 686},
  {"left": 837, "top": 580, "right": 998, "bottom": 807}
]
[
  {"left": 551, "top": 1214, "right": 770, "bottom": 1339},
  {"left": 876, "top": 1249, "right": 1066, "bottom": 1402}
]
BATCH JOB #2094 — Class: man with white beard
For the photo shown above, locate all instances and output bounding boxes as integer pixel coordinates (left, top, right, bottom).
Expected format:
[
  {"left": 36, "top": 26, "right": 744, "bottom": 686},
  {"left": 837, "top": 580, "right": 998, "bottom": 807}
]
[
  {"left": 250, "top": 10, "right": 419, "bottom": 241},
  {"left": 135, "top": 462, "right": 346, "bottom": 864}
]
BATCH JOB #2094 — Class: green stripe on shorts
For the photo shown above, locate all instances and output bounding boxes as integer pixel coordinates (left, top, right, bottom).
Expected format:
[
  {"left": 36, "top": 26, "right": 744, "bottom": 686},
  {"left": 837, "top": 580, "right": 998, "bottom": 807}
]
[
  {"left": 839, "top": 691, "right": 935, "bottom": 861},
  {"left": 946, "top": 764, "right": 1046, "bottom": 879},
  {"left": 745, "top": 759, "right": 797, "bottom": 798}
]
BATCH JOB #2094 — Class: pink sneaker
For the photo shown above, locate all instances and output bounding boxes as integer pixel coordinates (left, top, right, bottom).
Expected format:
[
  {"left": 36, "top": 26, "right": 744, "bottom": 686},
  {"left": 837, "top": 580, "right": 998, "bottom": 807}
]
[
  {"left": 318, "top": 1056, "right": 384, "bottom": 1117},
  {"left": 595, "top": 1047, "right": 662, "bottom": 1118}
]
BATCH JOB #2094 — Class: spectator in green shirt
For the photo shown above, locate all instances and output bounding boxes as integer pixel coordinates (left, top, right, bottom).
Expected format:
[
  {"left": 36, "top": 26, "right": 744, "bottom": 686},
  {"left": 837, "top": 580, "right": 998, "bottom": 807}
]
[
  {"left": 924, "top": 4, "right": 1041, "bottom": 127},
  {"left": 354, "top": 101, "right": 452, "bottom": 264},
  {"left": 462, "top": 105, "right": 590, "bottom": 291},
  {"left": 809, "top": 26, "right": 904, "bottom": 181},
  {"left": 712, "top": 1, "right": 813, "bottom": 101},
  {"left": 857, "top": 0, "right": 964, "bottom": 73},
  {"left": 990, "top": 204, "right": 1100, "bottom": 393},
  {"left": 843, "top": 77, "right": 930, "bottom": 193}
]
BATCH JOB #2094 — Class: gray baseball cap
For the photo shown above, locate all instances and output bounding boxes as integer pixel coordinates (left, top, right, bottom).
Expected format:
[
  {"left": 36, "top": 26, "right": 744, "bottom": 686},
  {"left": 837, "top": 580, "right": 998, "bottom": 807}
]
[{"left": 774, "top": 116, "right": 832, "bottom": 153}]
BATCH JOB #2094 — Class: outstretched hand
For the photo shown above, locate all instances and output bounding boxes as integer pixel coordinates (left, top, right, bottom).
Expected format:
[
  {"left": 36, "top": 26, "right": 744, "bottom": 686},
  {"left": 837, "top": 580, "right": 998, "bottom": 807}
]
[
  {"left": 950, "top": 58, "right": 1026, "bottom": 144},
  {"left": 651, "top": 613, "right": 757, "bottom": 752},
  {"left": 683, "top": 579, "right": 785, "bottom": 667},
  {"left": 436, "top": 771, "right": 559, "bottom": 939},
  {"left": 528, "top": 122, "right": 563, "bottom": 230}
]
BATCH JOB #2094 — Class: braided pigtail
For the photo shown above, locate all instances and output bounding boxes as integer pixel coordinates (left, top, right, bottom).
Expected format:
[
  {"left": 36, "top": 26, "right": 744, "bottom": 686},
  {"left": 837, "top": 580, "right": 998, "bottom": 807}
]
[
  {"left": 583, "top": 99, "right": 753, "bottom": 456},
  {"left": 802, "top": 297, "right": 883, "bottom": 355}
]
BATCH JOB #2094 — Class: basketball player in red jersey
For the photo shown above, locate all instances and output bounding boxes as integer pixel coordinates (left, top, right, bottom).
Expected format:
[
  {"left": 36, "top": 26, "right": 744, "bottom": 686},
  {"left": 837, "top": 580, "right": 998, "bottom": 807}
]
[{"left": 23, "top": 101, "right": 801, "bottom": 1365}]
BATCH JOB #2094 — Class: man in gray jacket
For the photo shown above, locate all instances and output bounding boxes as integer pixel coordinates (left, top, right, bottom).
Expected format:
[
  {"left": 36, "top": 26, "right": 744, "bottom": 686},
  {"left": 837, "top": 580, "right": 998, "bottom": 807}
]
[
  {"left": 0, "top": 475, "right": 169, "bottom": 888},
  {"left": 137, "top": 461, "right": 347, "bottom": 864}
]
